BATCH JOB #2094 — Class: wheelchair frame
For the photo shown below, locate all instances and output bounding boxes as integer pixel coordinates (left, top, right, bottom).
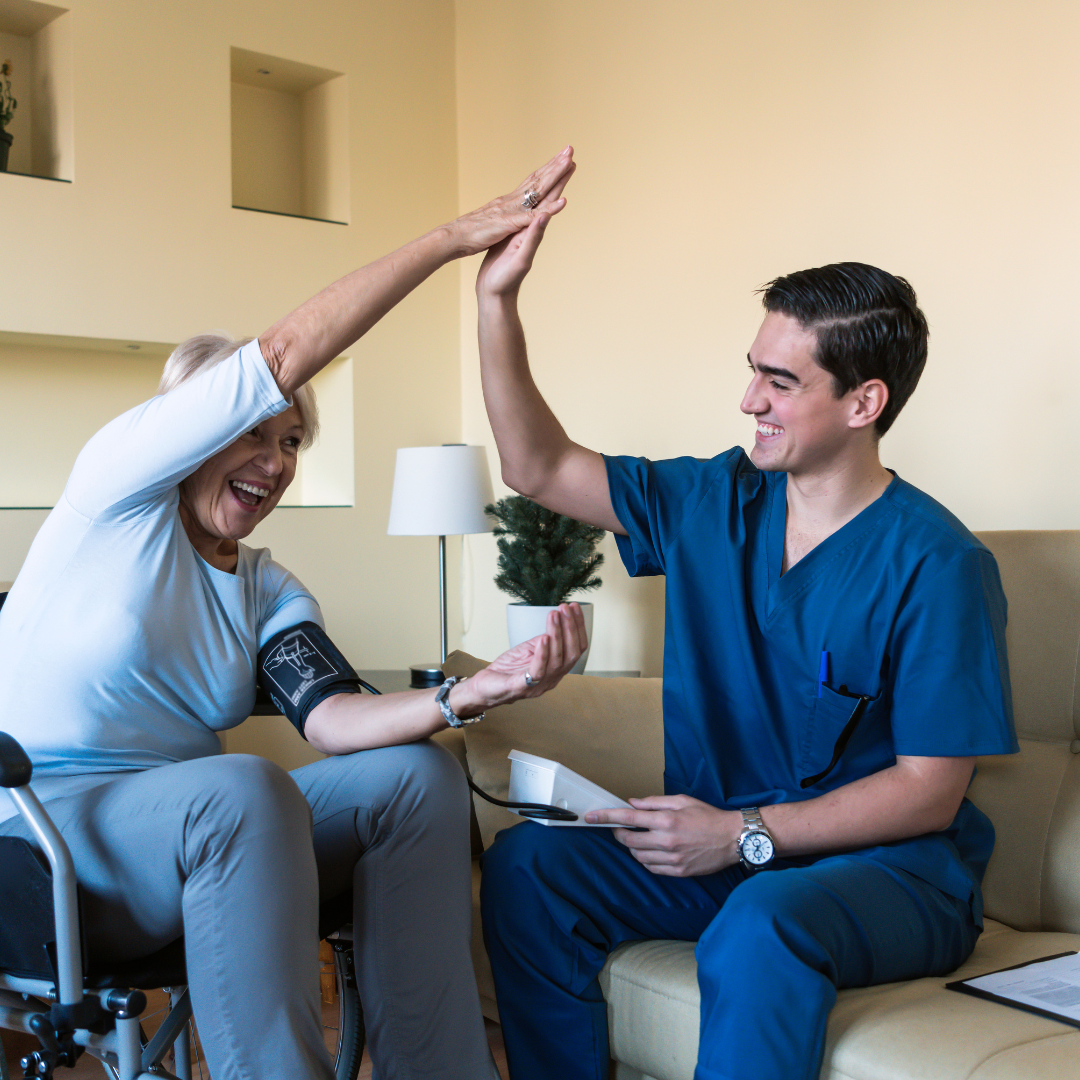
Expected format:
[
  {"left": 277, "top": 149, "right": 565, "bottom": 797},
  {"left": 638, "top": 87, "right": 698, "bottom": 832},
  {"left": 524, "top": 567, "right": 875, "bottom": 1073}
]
[
  {"left": 0, "top": 731, "right": 363, "bottom": 1080},
  {"left": 1, "top": 731, "right": 173, "bottom": 1079}
]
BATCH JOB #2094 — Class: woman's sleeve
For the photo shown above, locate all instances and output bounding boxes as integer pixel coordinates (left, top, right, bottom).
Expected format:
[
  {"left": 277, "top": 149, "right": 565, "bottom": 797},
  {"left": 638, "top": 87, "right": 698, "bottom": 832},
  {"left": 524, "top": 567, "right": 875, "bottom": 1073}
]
[
  {"left": 255, "top": 555, "right": 326, "bottom": 645},
  {"left": 64, "top": 340, "right": 290, "bottom": 521}
]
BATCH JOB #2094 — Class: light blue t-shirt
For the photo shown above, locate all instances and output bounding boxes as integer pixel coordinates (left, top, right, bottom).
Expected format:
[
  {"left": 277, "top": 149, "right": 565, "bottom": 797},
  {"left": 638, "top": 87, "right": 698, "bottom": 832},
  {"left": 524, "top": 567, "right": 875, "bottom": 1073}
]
[{"left": 0, "top": 340, "right": 321, "bottom": 807}]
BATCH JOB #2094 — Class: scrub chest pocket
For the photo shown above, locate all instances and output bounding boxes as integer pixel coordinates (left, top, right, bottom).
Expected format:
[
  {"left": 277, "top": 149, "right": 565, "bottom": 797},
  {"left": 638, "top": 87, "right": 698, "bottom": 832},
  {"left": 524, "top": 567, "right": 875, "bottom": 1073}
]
[{"left": 800, "top": 682, "right": 890, "bottom": 790}]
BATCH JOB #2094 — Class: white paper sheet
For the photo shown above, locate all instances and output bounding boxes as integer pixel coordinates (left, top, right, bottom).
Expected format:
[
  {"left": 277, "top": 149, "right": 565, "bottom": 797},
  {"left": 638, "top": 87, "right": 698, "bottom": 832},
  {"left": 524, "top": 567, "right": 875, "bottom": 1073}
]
[{"left": 959, "top": 952, "right": 1080, "bottom": 1023}]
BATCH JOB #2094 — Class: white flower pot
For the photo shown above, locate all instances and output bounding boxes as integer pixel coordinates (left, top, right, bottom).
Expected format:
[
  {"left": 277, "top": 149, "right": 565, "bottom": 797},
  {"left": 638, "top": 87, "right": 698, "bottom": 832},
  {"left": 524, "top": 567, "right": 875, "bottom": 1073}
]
[{"left": 506, "top": 602, "right": 593, "bottom": 675}]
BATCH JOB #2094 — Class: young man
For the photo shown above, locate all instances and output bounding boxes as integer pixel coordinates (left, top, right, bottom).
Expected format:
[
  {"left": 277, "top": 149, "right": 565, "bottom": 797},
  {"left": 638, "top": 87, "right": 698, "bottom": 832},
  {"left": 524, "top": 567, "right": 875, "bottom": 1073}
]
[{"left": 473, "top": 213, "right": 1018, "bottom": 1080}]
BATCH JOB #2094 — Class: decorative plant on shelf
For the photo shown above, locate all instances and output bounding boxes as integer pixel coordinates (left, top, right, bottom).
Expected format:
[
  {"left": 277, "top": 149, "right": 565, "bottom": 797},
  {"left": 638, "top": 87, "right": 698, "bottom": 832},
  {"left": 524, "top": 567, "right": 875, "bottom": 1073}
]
[
  {"left": 486, "top": 495, "right": 605, "bottom": 673},
  {"left": 0, "top": 62, "right": 15, "bottom": 126},
  {"left": 0, "top": 61, "right": 17, "bottom": 173}
]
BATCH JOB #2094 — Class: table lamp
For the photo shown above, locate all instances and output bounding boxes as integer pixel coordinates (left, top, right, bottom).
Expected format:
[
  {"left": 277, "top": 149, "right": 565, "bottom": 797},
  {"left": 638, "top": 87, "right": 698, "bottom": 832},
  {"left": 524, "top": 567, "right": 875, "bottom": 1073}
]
[{"left": 387, "top": 444, "right": 495, "bottom": 685}]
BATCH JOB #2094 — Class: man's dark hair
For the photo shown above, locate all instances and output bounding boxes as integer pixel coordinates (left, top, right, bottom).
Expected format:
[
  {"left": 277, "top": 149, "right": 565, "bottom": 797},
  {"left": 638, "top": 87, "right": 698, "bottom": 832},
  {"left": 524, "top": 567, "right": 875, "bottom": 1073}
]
[{"left": 759, "top": 262, "right": 928, "bottom": 436}]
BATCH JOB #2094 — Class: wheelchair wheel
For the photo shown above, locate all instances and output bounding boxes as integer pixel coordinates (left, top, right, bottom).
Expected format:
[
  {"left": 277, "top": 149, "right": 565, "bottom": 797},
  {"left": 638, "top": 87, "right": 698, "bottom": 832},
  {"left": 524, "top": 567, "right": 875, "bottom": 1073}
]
[
  {"left": 325, "top": 942, "right": 365, "bottom": 1080},
  {"left": 90, "top": 949, "right": 364, "bottom": 1080},
  {"left": 150, "top": 946, "right": 365, "bottom": 1080}
]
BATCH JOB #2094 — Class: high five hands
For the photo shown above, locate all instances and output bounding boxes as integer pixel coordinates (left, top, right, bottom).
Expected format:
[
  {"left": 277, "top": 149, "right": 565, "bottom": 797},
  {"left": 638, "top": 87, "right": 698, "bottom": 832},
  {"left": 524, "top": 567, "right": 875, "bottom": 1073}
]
[
  {"left": 451, "top": 146, "right": 576, "bottom": 259},
  {"left": 471, "top": 147, "right": 576, "bottom": 297},
  {"left": 475, "top": 195, "right": 558, "bottom": 300}
]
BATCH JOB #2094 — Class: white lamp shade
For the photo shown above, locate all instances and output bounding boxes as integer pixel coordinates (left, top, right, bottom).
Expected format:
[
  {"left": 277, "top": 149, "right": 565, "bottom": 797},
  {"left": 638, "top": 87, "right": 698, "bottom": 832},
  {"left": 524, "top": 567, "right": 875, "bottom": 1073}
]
[{"left": 387, "top": 445, "right": 495, "bottom": 536}]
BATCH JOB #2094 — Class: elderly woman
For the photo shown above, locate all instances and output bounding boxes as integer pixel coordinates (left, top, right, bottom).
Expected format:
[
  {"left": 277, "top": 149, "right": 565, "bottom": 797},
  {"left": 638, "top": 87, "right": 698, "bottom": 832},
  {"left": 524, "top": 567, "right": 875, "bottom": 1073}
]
[{"left": 0, "top": 148, "right": 579, "bottom": 1080}]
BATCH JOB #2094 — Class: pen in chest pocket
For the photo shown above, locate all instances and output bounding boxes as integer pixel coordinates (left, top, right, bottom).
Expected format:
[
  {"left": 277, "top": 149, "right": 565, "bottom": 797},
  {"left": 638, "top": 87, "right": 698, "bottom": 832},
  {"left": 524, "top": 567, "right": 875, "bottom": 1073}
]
[{"left": 805, "top": 650, "right": 871, "bottom": 789}]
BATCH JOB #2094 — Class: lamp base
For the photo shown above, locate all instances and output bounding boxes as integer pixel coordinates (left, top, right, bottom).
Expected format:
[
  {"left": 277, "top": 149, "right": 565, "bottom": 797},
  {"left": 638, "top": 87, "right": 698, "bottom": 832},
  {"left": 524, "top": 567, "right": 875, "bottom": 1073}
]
[{"left": 409, "top": 663, "right": 445, "bottom": 689}]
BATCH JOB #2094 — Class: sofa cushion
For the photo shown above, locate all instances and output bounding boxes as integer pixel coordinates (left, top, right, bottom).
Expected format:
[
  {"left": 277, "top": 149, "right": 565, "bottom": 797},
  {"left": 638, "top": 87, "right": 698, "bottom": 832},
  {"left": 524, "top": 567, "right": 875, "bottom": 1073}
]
[
  {"left": 1043, "top": 751, "right": 1080, "bottom": 935},
  {"left": 443, "top": 651, "right": 664, "bottom": 851},
  {"left": 600, "top": 920, "right": 1080, "bottom": 1080}
]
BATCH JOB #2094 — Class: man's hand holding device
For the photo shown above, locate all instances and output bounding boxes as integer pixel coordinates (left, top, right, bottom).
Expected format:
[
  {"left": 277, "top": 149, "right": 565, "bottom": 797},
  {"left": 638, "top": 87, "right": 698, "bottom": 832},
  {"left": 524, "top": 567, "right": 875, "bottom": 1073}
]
[{"left": 586, "top": 797, "right": 770, "bottom": 878}]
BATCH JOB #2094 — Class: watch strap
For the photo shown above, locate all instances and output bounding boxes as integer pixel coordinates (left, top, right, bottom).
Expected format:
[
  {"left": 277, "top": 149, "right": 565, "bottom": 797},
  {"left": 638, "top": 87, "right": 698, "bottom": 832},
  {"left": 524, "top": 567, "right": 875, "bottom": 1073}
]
[
  {"left": 738, "top": 806, "right": 775, "bottom": 868},
  {"left": 435, "top": 675, "right": 484, "bottom": 728}
]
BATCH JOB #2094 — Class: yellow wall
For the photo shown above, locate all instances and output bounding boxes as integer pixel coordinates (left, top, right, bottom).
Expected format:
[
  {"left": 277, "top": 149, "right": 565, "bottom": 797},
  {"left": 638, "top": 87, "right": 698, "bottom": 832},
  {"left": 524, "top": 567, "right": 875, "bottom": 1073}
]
[
  {"left": 3, "top": 0, "right": 1079, "bottom": 683},
  {"left": 230, "top": 80, "right": 305, "bottom": 218},
  {"left": 0, "top": 340, "right": 169, "bottom": 507},
  {"left": 455, "top": 0, "right": 1080, "bottom": 674},
  {"left": 0, "top": 0, "right": 464, "bottom": 666}
]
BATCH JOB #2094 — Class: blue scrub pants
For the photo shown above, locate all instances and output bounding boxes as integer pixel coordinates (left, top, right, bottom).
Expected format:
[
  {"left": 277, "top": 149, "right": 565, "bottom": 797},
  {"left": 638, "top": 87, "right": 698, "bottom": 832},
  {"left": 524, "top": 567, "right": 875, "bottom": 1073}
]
[{"left": 481, "top": 822, "right": 979, "bottom": 1080}]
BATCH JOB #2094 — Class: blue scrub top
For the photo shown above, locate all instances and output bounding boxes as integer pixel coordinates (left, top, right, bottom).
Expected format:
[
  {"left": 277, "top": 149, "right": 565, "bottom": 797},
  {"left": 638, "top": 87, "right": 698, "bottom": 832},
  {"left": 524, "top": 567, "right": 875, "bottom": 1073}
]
[{"left": 605, "top": 449, "right": 1018, "bottom": 924}]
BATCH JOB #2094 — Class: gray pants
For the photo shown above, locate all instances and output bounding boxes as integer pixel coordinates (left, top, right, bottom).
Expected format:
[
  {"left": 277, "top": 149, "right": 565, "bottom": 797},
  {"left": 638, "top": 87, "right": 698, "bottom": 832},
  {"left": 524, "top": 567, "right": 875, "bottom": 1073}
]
[{"left": 1, "top": 743, "right": 496, "bottom": 1080}]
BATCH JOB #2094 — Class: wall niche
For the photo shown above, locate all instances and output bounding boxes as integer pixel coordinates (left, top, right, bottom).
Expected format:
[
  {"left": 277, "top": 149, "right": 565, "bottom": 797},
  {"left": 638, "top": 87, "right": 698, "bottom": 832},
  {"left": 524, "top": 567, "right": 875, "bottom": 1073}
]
[
  {"left": 0, "top": 332, "right": 354, "bottom": 509},
  {"left": 231, "top": 47, "right": 349, "bottom": 224},
  {"left": 0, "top": 0, "right": 73, "bottom": 181}
]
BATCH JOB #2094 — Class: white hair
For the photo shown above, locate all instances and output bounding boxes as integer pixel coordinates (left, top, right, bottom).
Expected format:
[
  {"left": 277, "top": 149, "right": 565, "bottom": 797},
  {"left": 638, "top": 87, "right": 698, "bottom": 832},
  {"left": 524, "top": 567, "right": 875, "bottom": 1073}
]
[{"left": 158, "top": 333, "right": 319, "bottom": 451}]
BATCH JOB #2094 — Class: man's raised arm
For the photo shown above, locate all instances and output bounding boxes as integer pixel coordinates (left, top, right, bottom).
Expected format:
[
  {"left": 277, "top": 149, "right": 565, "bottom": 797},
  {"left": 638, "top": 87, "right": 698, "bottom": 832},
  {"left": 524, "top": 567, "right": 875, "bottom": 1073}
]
[{"left": 476, "top": 214, "right": 625, "bottom": 535}]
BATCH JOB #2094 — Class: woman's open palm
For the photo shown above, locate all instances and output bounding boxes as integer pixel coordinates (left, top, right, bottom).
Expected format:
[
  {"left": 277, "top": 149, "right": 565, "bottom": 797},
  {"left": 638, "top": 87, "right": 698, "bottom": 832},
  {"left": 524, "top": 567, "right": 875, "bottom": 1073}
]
[{"left": 467, "top": 602, "right": 588, "bottom": 708}]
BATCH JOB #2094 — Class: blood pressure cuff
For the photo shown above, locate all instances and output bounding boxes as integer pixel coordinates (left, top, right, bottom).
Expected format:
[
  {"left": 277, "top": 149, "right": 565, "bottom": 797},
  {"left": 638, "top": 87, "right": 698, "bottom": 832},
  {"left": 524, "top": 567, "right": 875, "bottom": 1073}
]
[{"left": 257, "top": 621, "right": 363, "bottom": 739}]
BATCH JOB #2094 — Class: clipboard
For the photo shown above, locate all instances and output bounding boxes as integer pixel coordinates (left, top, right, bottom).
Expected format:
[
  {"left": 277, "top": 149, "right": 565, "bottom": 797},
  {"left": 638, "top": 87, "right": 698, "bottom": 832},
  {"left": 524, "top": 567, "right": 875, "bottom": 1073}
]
[{"left": 946, "top": 951, "right": 1080, "bottom": 1029}]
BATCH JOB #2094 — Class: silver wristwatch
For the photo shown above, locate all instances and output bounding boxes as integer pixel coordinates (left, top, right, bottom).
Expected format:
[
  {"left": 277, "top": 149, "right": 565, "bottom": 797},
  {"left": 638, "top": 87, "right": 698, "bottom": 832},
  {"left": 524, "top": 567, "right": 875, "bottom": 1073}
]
[
  {"left": 737, "top": 807, "right": 776, "bottom": 869},
  {"left": 435, "top": 676, "right": 484, "bottom": 729}
]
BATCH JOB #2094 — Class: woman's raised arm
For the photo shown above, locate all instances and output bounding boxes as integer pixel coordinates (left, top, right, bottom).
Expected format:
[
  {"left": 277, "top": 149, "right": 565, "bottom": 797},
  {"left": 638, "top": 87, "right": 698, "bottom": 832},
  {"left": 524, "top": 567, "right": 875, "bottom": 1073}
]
[{"left": 259, "top": 148, "right": 576, "bottom": 397}]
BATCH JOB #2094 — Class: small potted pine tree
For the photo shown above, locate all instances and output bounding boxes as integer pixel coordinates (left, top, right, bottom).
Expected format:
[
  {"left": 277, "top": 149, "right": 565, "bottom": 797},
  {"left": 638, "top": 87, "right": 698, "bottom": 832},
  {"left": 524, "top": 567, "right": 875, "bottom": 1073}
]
[
  {"left": 486, "top": 495, "right": 604, "bottom": 674},
  {"left": 0, "top": 61, "right": 17, "bottom": 173}
]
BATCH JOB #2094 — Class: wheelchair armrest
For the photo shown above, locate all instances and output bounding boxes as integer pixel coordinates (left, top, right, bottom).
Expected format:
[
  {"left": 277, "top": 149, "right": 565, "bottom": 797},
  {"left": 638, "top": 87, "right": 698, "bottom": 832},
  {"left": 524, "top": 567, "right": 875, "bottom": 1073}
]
[
  {"left": 0, "top": 730, "right": 32, "bottom": 788},
  {"left": 0, "top": 730, "right": 85, "bottom": 1006}
]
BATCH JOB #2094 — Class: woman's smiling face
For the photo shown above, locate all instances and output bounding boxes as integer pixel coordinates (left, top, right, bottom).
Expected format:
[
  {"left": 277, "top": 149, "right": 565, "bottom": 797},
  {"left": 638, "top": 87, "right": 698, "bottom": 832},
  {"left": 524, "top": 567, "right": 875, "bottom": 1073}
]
[{"left": 179, "top": 406, "right": 305, "bottom": 563}]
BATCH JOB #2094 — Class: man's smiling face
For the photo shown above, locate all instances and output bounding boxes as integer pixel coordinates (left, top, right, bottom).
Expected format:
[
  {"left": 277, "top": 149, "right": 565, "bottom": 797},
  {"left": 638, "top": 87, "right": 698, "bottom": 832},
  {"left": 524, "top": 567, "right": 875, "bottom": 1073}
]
[{"left": 740, "top": 312, "right": 864, "bottom": 477}]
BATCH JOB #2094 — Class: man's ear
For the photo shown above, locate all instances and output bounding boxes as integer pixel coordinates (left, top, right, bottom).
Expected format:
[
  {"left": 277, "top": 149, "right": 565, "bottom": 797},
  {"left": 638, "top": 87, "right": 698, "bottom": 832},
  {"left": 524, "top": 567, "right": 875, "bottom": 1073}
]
[{"left": 848, "top": 379, "right": 888, "bottom": 430}]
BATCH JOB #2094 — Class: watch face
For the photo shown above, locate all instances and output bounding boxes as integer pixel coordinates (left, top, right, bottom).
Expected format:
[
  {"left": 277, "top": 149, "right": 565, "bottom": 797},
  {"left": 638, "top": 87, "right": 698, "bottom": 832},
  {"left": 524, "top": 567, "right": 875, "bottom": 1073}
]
[{"left": 742, "top": 831, "right": 774, "bottom": 866}]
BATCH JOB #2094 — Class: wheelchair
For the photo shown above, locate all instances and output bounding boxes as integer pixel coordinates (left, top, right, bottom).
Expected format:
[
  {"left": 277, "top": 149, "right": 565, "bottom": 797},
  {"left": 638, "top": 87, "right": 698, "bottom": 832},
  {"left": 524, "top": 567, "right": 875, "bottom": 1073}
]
[{"left": 0, "top": 727, "right": 365, "bottom": 1080}]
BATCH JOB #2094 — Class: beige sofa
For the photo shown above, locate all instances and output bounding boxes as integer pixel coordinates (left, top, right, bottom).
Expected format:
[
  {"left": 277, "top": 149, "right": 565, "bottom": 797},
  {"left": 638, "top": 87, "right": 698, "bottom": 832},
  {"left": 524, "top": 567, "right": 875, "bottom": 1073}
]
[{"left": 435, "top": 530, "right": 1080, "bottom": 1080}]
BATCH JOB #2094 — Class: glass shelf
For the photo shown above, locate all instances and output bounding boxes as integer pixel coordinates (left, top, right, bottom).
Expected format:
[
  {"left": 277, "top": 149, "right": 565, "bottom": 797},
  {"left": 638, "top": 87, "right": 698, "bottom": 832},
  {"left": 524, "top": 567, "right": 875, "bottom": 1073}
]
[
  {"left": 232, "top": 203, "right": 345, "bottom": 226},
  {"left": 0, "top": 170, "right": 70, "bottom": 182}
]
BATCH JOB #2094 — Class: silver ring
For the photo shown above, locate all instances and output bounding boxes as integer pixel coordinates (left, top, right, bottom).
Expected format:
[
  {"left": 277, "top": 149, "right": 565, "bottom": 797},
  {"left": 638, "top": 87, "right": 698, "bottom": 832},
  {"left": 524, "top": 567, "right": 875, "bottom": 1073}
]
[
  {"left": 521, "top": 190, "right": 540, "bottom": 209},
  {"left": 524, "top": 672, "right": 537, "bottom": 687}
]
